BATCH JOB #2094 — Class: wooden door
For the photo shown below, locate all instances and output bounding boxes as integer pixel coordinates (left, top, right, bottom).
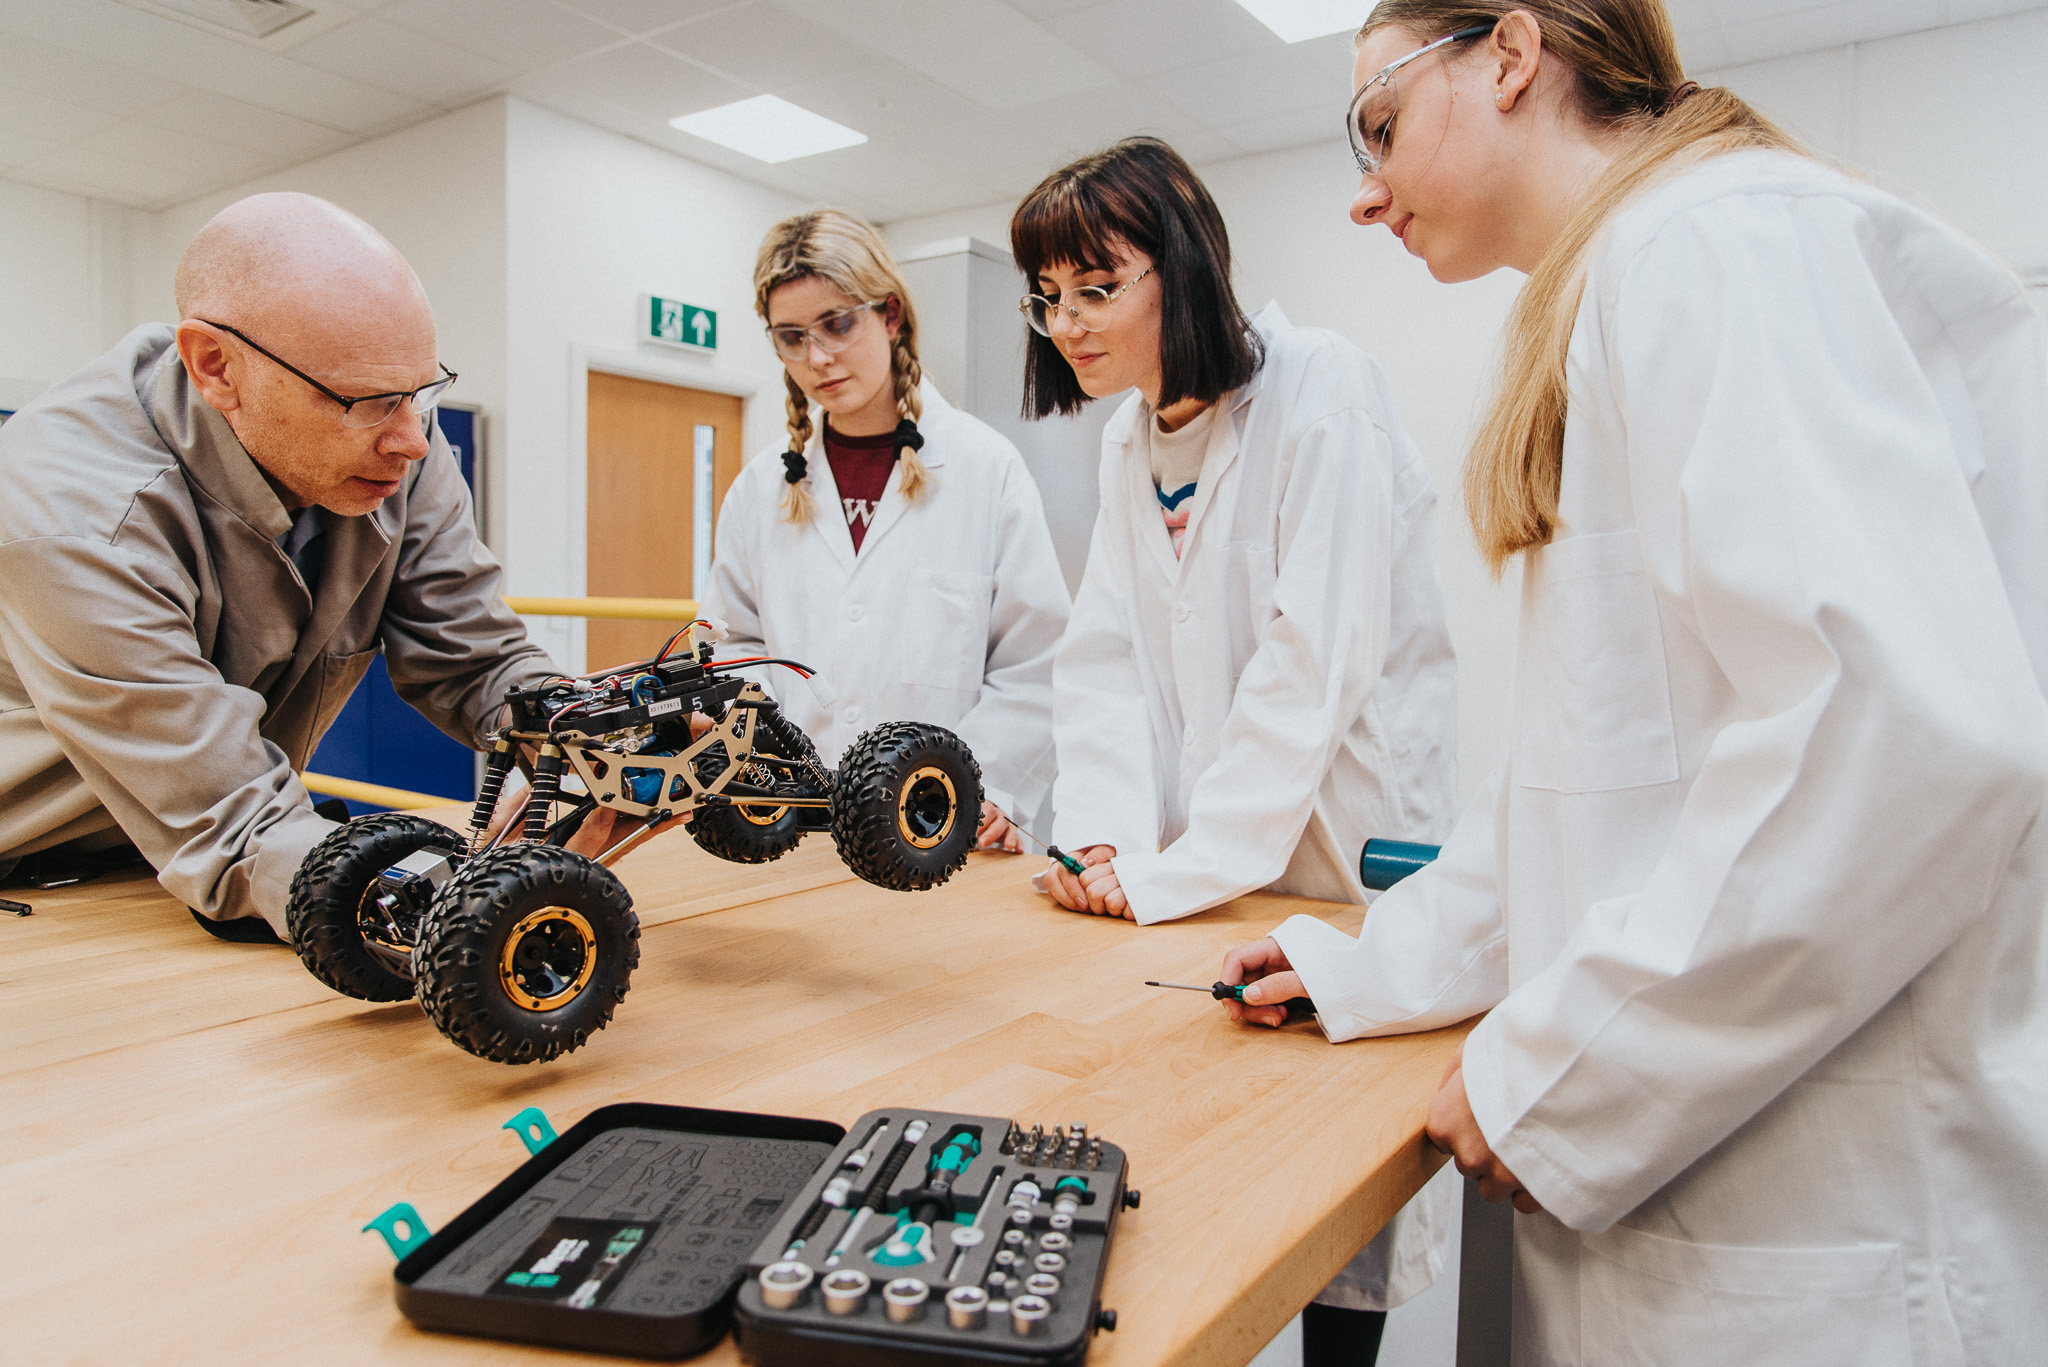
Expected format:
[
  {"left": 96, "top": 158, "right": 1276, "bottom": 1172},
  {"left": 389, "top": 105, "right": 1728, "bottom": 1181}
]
[{"left": 585, "top": 371, "right": 743, "bottom": 670}]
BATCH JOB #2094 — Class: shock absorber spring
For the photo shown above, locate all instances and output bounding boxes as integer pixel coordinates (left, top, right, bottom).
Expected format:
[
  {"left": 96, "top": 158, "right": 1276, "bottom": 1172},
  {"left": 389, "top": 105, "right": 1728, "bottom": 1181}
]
[
  {"left": 523, "top": 745, "right": 564, "bottom": 841},
  {"left": 468, "top": 741, "right": 518, "bottom": 852}
]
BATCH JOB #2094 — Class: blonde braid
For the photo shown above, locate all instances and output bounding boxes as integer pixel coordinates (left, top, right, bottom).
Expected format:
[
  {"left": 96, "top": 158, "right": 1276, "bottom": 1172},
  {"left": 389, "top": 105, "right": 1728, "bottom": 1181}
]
[
  {"left": 778, "top": 371, "right": 816, "bottom": 524},
  {"left": 890, "top": 324, "right": 928, "bottom": 502}
]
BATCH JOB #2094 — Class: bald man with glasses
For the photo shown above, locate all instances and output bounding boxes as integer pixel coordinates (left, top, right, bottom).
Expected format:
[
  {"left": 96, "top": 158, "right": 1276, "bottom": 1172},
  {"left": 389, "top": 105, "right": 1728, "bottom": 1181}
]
[{"left": 0, "top": 192, "right": 556, "bottom": 942}]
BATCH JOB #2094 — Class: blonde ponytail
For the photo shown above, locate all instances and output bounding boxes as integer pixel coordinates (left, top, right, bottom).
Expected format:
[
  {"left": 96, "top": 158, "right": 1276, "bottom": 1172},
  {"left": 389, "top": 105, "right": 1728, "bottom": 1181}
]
[
  {"left": 1361, "top": 2, "right": 1804, "bottom": 573},
  {"left": 890, "top": 326, "right": 928, "bottom": 501},
  {"left": 754, "top": 208, "right": 932, "bottom": 523}
]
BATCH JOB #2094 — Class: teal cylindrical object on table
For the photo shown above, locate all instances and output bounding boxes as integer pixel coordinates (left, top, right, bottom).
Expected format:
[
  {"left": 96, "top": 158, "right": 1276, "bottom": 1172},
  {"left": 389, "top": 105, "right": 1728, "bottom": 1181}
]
[{"left": 1359, "top": 838, "right": 1441, "bottom": 891}]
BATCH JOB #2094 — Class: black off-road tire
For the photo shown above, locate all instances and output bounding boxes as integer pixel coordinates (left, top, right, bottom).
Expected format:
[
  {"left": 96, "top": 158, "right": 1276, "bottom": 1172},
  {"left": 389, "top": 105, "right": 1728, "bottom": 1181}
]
[
  {"left": 690, "top": 800, "right": 806, "bottom": 864},
  {"left": 414, "top": 845, "right": 639, "bottom": 1065},
  {"left": 286, "top": 813, "right": 463, "bottom": 1001},
  {"left": 831, "top": 721, "right": 983, "bottom": 891}
]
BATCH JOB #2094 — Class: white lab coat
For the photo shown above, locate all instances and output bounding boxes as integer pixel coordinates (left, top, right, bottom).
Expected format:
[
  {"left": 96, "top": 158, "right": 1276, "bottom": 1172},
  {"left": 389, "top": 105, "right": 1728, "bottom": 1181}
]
[
  {"left": 1052, "top": 304, "right": 1462, "bottom": 1309},
  {"left": 702, "top": 381, "right": 1070, "bottom": 823},
  {"left": 1273, "top": 151, "right": 2048, "bottom": 1365}
]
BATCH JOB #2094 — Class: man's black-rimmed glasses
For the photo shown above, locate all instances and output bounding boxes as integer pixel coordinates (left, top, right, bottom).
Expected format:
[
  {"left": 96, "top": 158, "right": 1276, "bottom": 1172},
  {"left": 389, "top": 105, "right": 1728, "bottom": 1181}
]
[{"left": 198, "top": 319, "right": 457, "bottom": 429}]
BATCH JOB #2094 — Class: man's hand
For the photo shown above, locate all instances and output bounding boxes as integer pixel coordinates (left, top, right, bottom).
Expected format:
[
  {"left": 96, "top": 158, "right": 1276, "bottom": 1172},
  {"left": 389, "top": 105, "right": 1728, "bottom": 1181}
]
[
  {"left": 1221, "top": 936, "right": 1308, "bottom": 1027},
  {"left": 1427, "top": 1048, "right": 1543, "bottom": 1214},
  {"left": 560, "top": 804, "right": 687, "bottom": 860},
  {"left": 1043, "top": 845, "right": 1131, "bottom": 919},
  {"left": 975, "top": 801, "right": 1023, "bottom": 852}
]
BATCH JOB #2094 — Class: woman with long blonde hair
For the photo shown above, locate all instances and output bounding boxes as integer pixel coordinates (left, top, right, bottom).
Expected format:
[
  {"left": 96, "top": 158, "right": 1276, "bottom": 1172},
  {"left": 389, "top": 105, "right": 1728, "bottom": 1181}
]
[
  {"left": 700, "top": 209, "right": 1070, "bottom": 851},
  {"left": 1223, "top": 2, "right": 2048, "bottom": 1360}
]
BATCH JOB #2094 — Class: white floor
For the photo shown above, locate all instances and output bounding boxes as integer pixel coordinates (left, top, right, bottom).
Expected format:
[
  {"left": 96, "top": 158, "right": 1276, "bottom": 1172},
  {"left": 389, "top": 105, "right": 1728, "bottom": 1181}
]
[{"left": 1248, "top": 1198, "right": 1463, "bottom": 1367}]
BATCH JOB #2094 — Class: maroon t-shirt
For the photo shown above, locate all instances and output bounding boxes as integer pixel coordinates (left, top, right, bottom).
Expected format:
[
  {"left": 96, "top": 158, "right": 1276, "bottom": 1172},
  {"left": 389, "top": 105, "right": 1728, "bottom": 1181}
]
[{"left": 823, "top": 423, "right": 899, "bottom": 552}]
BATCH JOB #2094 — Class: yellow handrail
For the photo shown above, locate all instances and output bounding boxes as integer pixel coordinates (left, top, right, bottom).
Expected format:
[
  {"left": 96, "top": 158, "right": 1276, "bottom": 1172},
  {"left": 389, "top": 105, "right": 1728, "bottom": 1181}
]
[
  {"left": 504, "top": 596, "right": 699, "bottom": 622},
  {"left": 301, "top": 772, "right": 460, "bottom": 811}
]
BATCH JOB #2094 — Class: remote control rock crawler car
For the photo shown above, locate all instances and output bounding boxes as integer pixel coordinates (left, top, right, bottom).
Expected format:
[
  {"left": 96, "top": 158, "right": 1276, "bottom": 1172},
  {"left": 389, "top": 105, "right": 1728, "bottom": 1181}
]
[{"left": 285, "top": 623, "right": 982, "bottom": 1065}]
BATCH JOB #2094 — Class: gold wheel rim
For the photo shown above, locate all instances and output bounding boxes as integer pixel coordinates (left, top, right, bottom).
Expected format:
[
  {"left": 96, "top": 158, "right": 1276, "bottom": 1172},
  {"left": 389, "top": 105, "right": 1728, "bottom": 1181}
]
[
  {"left": 896, "top": 765, "right": 957, "bottom": 850},
  {"left": 498, "top": 906, "right": 597, "bottom": 1011}
]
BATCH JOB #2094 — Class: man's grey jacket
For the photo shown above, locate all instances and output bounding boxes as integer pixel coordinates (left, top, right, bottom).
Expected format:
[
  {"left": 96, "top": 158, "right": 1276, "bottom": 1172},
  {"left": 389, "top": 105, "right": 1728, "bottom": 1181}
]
[{"left": 0, "top": 325, "right": 555, "bottom": 932}]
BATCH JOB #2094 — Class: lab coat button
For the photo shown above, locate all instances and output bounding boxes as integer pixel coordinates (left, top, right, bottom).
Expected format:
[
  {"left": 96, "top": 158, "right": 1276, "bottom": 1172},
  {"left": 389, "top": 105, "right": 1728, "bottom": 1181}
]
[
  {"left": 846, "top": 604, "right": 864, "bottom": 623},
  {"left": 843, "top": 705, "right": 862, "bottom": 725},
  {"left": 1172, "top": 604, "right": 1191, "bottom": 623}
]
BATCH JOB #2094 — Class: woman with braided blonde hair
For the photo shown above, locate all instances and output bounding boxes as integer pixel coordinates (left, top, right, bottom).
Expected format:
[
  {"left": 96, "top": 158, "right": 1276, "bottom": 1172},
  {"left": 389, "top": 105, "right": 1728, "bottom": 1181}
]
[
  {"left": 701, "top": 209, "right": 1070, "bottom": 849},
  {"left": 1219, "top": 2, "right": 2048, "bottom": 1361}
]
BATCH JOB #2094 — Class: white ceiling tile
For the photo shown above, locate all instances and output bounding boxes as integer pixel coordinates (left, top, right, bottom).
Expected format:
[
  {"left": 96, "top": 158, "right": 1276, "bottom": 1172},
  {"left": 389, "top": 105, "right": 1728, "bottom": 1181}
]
[
  {"left": 0, "top": 131, "right": 60, "bottom": 167},
  {"left": 0, "top": 32, "right": 187, "bottom": 114},
  {"left": 523, "top": 39, "right": 750, "bottom": 124},
  {"left": 379, "top": 0, "right": 623, "bottom": 70},
  {"left": 1002, "top": 0, "right": 1104, "bottom": 19},
  {"left": 0, "top": 85, "right": 132, "bottom": 143},
  {"left": 774, "top": 0, "right": 1118, "bottom": 110},
  {"left": 1040, "top": 0, "right": 1287, "bottom": 78},
  {"left": 0, "top": 0, "right": 434, "bottom": 134},
  {"left": 796, "top": 61, "right": 983, "bottom": 141},
  {"left": 1141, "top": 31, "right": 1355, "bottom": 125},
  {"left": 287, "top": 15, "right": 513, "bottom": 104},
  {"left": 77, "top": 120, "right": 278, "bottom": 182},
  {"left": 140, "top": 90, "right": 357, "bottom": 159},
  {"left": 647, "top": 1, "right": 886, "bottom": 89},
  {"left": 1207, "top": 103, "right": 1341, "bottom": 157},
  {"left": 554, "top": 0, "right": 736, "bottom": 36},
  {"left": 12, "top": 146, "right": 207, "bottom": 206},
  {"left": 1939, "top": 0, "right": 2048, "bottom": 20}
]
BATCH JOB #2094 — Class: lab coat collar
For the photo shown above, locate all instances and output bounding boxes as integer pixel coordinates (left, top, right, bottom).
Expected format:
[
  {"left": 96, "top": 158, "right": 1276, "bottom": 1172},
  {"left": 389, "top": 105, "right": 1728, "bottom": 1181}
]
[
  {"left": 1100, "top": 300, "right": 1286, "bottom": 450},
  {"left": 1113, "top": 301, "right": 1288, "bottom": 575},
  {"left": 796, "top": 377, "right": 955, "bottom": 569}
]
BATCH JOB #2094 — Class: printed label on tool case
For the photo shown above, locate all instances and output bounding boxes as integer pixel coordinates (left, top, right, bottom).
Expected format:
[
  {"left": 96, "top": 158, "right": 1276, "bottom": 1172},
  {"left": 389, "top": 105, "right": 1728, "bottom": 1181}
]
[{"left": 493, "top": 1218, "right": 656, "bottom": 1308}]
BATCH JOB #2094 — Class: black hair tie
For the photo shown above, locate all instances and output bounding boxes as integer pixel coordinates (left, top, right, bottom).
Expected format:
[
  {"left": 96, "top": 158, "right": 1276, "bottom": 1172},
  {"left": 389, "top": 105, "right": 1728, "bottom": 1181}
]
[
  {"left": 891, "top": 418, "right": 924, "bottom": 461},
  {"left": 782, "top": 450, "right": 806, "bottom": 484}
]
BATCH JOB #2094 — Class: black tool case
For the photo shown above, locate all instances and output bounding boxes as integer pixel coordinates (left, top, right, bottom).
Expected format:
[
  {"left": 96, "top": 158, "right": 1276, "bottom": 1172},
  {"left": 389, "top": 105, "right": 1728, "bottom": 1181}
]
[
  {"left": 733, "top": 1108, "right": 1133, "bottom": 1367},
  {"left": 392, "top": 1103, "right": 844, "bottom": 1358}
]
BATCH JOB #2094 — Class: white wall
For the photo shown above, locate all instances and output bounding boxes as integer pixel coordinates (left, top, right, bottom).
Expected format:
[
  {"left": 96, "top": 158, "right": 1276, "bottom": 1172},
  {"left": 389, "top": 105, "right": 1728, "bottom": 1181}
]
[
  {"left": 0, "top": 180, "right": 150, "bottom": 410},
  {"left": 501, "top": 96, "right": 802, "bottom": 668},
  {"left": 141, "top": 97, "right": 512, "bottom": 524}
]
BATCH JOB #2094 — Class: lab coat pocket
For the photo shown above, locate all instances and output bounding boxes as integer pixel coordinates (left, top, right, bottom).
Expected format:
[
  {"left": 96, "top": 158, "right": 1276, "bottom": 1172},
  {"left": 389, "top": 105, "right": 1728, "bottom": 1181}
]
[
  {"left": 1581, "top": 1223, "right": 1910, "bottom": 1367},
  {"left": 900, "top": 570, "right": 992, "bottom": 692},
  {"left": 1516, "top": 530, "right": 1679, "bottom": 792}
]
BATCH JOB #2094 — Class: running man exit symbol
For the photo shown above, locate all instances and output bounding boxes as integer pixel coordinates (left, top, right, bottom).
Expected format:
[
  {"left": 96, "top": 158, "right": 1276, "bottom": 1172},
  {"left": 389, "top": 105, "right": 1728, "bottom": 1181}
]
[{"left": 645, "top": 295, "right": 718, "bottom": 352}]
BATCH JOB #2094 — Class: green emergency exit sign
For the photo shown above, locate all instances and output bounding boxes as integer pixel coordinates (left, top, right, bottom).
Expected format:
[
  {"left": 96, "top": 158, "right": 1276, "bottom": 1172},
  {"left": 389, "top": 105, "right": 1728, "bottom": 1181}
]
[{"left": 646, "top": 295, "right": 717, "bottom": 351}]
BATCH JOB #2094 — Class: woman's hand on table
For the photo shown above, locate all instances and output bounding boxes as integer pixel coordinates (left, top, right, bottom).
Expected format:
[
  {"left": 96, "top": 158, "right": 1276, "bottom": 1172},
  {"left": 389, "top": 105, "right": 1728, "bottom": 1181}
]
[
  {"left": 1045, "top": 845, "right": 1132, "bottom": 920},
  {"left": 975, "top": 802, "right": 1024, "bottom": 852},
  {"left": 1427, "top": 1044, "right": 1543, "bottom": 1214},
  {"left": 1221, "top": 936, "right": 1307, "bottom": 1027}
]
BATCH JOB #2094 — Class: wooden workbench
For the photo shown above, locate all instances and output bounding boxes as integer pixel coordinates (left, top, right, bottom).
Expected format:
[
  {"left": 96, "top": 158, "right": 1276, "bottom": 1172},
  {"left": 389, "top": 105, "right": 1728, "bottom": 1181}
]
[{"left": 0, "top": 824, "right": 1469, "bottom": 1367}]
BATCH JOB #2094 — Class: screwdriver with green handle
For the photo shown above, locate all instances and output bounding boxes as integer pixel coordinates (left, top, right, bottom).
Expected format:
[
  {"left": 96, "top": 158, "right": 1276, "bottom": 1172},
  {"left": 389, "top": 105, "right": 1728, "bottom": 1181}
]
[
  {"left": 1010, "top": 824, "right": 1086, "bottom": 876},
  {"left": 1150, "top": 840, "right": 1445, "bottom": 1007}
]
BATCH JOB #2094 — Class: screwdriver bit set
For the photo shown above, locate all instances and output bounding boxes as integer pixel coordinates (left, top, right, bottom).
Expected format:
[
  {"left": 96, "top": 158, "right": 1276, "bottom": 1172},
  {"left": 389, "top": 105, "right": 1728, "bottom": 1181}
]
[{"left": 735, "top": 1108, "right": 1138, "bottom": 1367}]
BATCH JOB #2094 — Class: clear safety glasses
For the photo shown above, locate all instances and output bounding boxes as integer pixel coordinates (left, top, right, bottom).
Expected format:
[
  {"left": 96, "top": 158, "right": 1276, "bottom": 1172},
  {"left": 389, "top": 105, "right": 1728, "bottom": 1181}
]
[
  {"left": 1018, "top": 266, "right": 1154, "bottom": 337},
  {"left": 1347, "top": 24, "right": 1493, "bottom": 176},
  {"left": 201, "top": 320, "right": 456, "bottom": 429},
  {"left": 765, "top": 302, "right": 885, "bottom": 362}
]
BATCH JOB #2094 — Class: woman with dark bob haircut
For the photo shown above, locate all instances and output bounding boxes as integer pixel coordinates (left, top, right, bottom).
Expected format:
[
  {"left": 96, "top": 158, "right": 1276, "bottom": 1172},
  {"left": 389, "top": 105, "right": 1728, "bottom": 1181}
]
[{"left": 1012, "top": 136, "right": 1462, "bottom": 1357}]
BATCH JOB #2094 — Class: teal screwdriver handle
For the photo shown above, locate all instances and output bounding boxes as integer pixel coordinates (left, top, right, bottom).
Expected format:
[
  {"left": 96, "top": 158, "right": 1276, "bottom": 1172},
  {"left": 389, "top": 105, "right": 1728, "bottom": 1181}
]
[{"left": 1359, "top": 838, "right": 1441, "bottom": 891}]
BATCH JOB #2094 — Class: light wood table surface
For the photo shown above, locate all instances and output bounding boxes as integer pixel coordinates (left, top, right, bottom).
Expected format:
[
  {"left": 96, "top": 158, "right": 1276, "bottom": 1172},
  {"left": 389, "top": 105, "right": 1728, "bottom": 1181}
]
[{"left": 1, "top": 819, "right": 1470, "bottom": 1367}]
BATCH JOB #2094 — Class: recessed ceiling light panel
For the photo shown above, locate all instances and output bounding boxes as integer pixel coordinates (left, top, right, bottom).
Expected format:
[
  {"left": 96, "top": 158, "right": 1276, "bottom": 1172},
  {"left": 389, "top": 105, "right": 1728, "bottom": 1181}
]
[
  {"left": 1233, "top": 0, "right": 1367, "bottom": 44},
  {"left": 669, "top": 96, "right": 867, "bottom": 165}
]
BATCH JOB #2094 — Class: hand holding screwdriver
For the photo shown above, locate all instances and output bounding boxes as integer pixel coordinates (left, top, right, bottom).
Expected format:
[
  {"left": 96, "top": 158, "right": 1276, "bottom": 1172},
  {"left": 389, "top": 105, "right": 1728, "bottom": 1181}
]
[{"left": 1218, "top": 936, "right": 1308, "bottom": 1028}]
